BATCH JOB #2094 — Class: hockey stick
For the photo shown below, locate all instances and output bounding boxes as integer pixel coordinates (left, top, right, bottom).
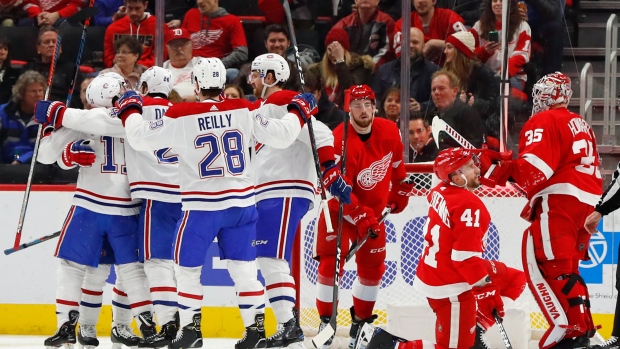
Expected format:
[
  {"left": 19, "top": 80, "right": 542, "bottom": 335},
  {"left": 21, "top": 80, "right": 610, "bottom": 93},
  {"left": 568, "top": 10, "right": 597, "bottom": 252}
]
[
  {"left": 65, "top": 0, "right": 98, "bottom": 105},
  {"left": 312, "top": 89, "right": 352, "bottom": 348},
  {"left": 431, "top": 116, "right": 475, "bottom": 149},
  {"left": 4, "top": 230, "right": 61, "bottom": 255},
  {"left": 281, "top": 0, "right": 333, "bottom": 234},
  {"left": 493, "top": 309, "right": 514, "bottom": 349},
  {"left": 345, "top": 204, "right": 394, "bottom": 263}
]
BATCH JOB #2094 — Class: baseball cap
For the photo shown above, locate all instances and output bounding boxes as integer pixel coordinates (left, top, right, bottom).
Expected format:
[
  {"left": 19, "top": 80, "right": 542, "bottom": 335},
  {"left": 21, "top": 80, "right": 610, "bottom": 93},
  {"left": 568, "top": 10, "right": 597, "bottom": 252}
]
[{"left": 165, "top": 28, "right": 191, "bottom": 45}]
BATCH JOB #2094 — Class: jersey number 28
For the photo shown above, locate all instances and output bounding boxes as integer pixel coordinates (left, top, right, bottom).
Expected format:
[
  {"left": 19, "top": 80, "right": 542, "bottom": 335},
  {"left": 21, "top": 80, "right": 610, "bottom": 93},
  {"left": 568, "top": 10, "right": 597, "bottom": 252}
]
[{"left": 195, "top": 130, "right": 245, "bottom": 178}]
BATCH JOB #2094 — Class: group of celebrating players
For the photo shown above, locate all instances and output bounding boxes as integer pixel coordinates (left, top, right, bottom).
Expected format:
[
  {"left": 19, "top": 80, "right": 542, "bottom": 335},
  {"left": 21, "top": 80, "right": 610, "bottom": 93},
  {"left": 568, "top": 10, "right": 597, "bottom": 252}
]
[{"left": 32, "top": 46, "right": 603, "bottom": 349}]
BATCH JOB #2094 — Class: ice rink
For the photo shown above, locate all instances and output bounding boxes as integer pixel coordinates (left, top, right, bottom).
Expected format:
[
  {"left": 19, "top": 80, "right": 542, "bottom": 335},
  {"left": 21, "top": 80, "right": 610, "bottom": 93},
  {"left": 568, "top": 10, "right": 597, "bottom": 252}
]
[{"left": 0, "top": 335, "right": 239, "bottom": 348}]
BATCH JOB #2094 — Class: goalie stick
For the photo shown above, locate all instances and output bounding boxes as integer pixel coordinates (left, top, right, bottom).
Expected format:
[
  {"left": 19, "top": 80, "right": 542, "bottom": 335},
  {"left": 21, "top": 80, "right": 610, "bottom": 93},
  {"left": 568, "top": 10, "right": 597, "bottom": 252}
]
[
  {"left": 494, "top": 309, "right": 514, "bottom": 349},
  {"left": 281, "top": 0, "right": 333, "bottom": 234}
]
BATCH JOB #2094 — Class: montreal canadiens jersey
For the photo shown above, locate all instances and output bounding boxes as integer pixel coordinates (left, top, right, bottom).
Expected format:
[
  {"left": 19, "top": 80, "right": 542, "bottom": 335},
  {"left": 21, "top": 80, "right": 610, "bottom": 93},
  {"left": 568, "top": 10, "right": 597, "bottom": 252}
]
[
  {"left": 123, "top": 98, "right": 303, "bottom": 211},
  {"left": 123, "top": 97, "right": 180, "bottom": 203},
  {"left": 413, "top": 183, "right": 490, "bottom": 299},
  {"left": 328, "top": 118, "right": 406, "bottom": 216},
  {"left": 38, "top": 108, "right": 140, "bottom": 216},
  {"left": 252, "top": 90, "right": 334, "bottom": 205},
  {"left": 516, "top": 107, "right": 603, "bottom": 206}
]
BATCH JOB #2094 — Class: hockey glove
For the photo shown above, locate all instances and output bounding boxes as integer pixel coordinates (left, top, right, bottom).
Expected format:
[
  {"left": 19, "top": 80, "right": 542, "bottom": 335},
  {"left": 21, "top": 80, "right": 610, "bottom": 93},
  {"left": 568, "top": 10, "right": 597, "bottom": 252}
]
[
  {"left": 473, "top": 149, "right": 513, "bottom": 174},
  {"left": 473, "top": 284, "right": 505, "bottom": 330},
  {"left": 62, "top": 140, "right": 96, "bottom": 168},
  {"left": 322, "top": 163, "right": 352, "bottom": 204},
  {"left": 115, "top": 90, "right": 143, "bottom": 125},
  {"left": 35, "top": 100, "right": 66, "bottom": 130},
  {"left": 479, "top": 160, "right": 514, "bottom": 188},
  {"left": 387, "top": 175, "right": 415, "bottom": 214},
  {"left": 348, "top": 206, "right": 381, "bottom": 239},
  {"left": 287, "top": 92, "right": 317, "bottom": 125}
]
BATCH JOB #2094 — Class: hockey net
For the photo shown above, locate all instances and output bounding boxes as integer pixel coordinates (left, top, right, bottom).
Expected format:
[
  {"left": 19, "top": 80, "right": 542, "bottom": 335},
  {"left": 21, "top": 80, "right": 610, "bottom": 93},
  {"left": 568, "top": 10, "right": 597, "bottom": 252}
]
[{"left": 294, "top": 162, "right": 548, "bottom": 347}]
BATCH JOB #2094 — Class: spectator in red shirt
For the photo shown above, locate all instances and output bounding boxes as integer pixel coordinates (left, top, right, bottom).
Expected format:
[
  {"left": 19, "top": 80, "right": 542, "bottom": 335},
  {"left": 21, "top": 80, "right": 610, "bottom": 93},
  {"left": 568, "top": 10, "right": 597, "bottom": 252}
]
[
  {"left": 103, "top": 0, "right": 164, "bottom": 68},
  {"left": 331, "top": 0, "right": 395, "bottom": 64},
  {"left": 19, "top": 0, "right": 83, "bottom": 26},
  {"left": 182, "top": 0, "right": 248, "bottom": 83}
]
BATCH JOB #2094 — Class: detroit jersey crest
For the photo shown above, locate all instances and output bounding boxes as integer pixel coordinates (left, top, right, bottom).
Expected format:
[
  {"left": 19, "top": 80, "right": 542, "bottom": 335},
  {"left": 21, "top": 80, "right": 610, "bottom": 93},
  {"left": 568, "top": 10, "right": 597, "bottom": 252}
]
[{"left": 357, "top": 152, "right": 392, "bottom": 190}]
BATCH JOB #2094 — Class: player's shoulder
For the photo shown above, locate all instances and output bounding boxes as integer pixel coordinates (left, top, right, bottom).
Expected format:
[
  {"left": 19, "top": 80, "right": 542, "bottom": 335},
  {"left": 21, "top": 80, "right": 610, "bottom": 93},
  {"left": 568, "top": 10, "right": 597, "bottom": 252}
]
[
  {"left": 264, "top": 90, "right": 298, "bottom": 107},
  {"left": 143, "top": 96, "right": 172, "bottom": 107},
  {"left": 165, "top": 99, "right": 249, "bottom": 119},
  {"left": 373, "top": 118, "right": 400, "bottom": 136},
  {"left": 526, "top": 108, "right": 573, "bottom": 129}
]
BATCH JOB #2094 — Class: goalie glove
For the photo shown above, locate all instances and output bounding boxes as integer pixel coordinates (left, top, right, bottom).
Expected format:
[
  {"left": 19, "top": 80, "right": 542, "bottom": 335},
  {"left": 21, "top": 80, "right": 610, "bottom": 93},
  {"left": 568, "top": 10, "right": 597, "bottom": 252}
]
[
  {"left": 387, "top": 175, "right": 415, "bottom": 214},
  {"left": 473, "top": 283, "right": 505, "bottom": 330},
  {"left": 115, "top": 90, "right": 143, "bottom": 125},
  {"left": 348, "top": 206, "right": 381, "bottom": 239},
  {"left": 62, "top": 140, "right": 96, "bottom": 168}
]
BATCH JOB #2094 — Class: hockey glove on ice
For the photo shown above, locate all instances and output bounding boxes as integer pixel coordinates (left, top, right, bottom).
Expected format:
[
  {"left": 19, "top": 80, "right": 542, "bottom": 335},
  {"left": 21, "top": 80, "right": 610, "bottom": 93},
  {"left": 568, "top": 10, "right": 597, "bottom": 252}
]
[
  {"left": 473, "top": 284, "right": 505, "bottom": 330},
  {"left": 35, "top": 100, "right": 66, "bottom": 130},
  {"left": 349, "top": 206, "right": 381, "bottom": 239},
  {"left": 62, "top": 140, "right": 96, "bottom": 168},
  {"left": 322, "top": 163, "right": 352, "bottom": 204},
  {"left": 287, "top": 92, "right": 317, "bottom": 125},
  {"left": 115, "top": 90, "right": 143, "bottom": 125},
  {"left": 387, "top": 175, "right": 415, "bottom": 214}
]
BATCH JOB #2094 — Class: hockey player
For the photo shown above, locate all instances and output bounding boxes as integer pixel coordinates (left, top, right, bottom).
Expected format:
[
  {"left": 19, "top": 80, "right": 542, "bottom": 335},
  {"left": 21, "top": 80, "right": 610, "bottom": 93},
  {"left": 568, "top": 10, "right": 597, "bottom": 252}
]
[
  {"left": 480, "top": 72, "right": 603, "bottom": 349},
  {"left": 35, "top": 72, "right": 156, "bottom": 349},
  {"left": 313, "top": 84, "right": 414, "bottom": 348},
  {"left": 583, "top": 164, "right": 620, "bottom": 349},
  {"left": 247, "top": 53, "right": 350, "bottom": 349},
  {"left": 114, "top": 57, "right": 326, "bottom": 349}
]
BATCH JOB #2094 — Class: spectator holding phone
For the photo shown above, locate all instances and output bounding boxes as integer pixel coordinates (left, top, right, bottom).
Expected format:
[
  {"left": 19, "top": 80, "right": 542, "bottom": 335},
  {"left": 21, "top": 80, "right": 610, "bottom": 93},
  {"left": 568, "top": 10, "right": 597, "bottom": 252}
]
[{"left": 472, "top": 0, "right": 531, "bottom": 91}]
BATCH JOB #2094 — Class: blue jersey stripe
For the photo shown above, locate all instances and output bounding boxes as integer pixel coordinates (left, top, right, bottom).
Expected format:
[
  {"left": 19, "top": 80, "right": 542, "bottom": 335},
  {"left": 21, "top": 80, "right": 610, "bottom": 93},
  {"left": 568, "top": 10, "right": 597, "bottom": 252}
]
[{"left": 74, "top": 195, "right": 141, "bottom": 208}]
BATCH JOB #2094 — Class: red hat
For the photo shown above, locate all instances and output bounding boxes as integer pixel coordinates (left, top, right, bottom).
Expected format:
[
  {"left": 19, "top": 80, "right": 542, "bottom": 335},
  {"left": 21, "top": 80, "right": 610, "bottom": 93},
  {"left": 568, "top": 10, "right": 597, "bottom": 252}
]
[
  {"left": 325, "top": 28, "right": 350, "bottom": 52},
  {"left": 165, "top": 28, "right": 191, "bottom": 45},
  {"left": 446, "top": 30, "right": 476, "bottom": 59}
]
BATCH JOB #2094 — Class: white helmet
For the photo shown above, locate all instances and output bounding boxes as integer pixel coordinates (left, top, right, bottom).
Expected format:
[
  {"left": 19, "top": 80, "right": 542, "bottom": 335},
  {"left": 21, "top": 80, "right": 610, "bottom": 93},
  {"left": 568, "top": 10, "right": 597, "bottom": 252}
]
[
  {"left": 138, "top": 66, "right": 173, "bottom": 96},
  {"left": 532, "top": 72, "right": 573, "bottom": 116},
  {"left": 251, "top": 53, "right": 290, "bottom": 83},
  {"left": 192, "top": 57, "right": 226, "bottom": 93},
  {"left": 86, "top": 72, "right": 126, "bottom": 108}
]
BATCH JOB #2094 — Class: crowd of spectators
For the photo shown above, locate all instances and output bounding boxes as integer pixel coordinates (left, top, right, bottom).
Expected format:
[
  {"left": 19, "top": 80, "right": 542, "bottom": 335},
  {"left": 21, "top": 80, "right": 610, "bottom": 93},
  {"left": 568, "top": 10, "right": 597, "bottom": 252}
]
[{"left": 0, "top": 0, "right": 575, "bottom": 182}]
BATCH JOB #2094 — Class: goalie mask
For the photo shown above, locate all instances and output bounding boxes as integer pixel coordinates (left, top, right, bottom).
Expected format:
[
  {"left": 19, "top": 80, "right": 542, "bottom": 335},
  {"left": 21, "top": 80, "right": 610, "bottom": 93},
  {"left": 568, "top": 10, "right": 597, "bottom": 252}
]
[
  {"left": 532, "top": 72, "right": 572, "bottom": 116},
  {"left": 434, "top": 147, "right": 478, "bottom": 184},
  {"left": 138, "top": 66, "right": 173, "bottom": 96},
  {"left": 192, "top": 57, "right": 226, "bottom": 94},
  {"left": 86, "top": 72, "right": 127, "bottom": 108}
]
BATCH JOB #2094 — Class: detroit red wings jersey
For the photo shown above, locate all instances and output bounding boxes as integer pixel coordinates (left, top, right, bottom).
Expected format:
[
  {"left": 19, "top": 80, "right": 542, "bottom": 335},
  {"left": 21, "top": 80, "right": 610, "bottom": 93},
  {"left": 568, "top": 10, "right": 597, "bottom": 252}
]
[
  {"left": 516, "top": 108, "right": 603, "bottom": 206},
  {"left": 124, "top": 97, "right": 180, "bottom": 203},
  {"left": 328, "top": 118, "right": 406, "bottom": 216},
  {"left": 182, "top": 8, "right": 247, "bottom": 59},
  {"left": 253, "top": 90, "right": 333, "bottom": 204},
  {"left": 393, "top": 8, "right": 464, "bottom": 57},
  {"left": 413, "top": 183, "right": 490, "bottom": 299},
  {"left": 123, "top": 98, "right": 303, "bottom": 211},
  {"left": 38, "top": 109, "right": 140, "bottom": 216}
]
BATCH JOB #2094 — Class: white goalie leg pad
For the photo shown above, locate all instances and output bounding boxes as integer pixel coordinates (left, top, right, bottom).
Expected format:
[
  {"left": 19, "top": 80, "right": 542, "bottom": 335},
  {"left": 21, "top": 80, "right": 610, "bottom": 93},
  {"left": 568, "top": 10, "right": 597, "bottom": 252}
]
[
  {"left": 111, "top": 279, "right": 132, "bottom": 326},
  {"left": 257, "top": 257, "right": 295, "bottom": 323},
  {"left": 174, "top": 264, "right": 202, "bottom": 328},
  {"left": 523, "top": 230, "right": 568, "bottom": 348},
  {"left": 115, "top": 263, "right": 153, "bottom": 317},
  {"left": 144, "top": 258, "right": 177, "bottom": 325},
  {"left": 79, "top": 264, "right": 111, "bottom": 325},
  {"left": 56, "top": 259, "right": 87, "bottom": 327},
  {"left": 227, "top": 260, "right": 265, "bottom": 327}
]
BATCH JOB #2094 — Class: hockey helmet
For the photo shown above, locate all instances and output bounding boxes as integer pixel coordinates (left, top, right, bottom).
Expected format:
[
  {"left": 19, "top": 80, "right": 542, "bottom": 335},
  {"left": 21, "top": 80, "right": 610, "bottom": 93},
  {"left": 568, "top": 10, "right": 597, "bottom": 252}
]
[
  {"left": 349, "top": 84, "right": 376, "bottom": 103},
  {"left": 433, "top": 147, "right": 477, "bottom": 184},
  {"left": 251, "top": 53, "right": 290, "bottom": 83},
  {"left": 86, "top": 72, "right": 126, "bottom": 108},
  {"left": 192, "top": 57, "right": 226, "bottom": 92},
  {"left": 138, "top": 66, "right": 173, "bottom": 96},
  {"left": 532, "top": 72, "right": 572, "bottom": 115}
]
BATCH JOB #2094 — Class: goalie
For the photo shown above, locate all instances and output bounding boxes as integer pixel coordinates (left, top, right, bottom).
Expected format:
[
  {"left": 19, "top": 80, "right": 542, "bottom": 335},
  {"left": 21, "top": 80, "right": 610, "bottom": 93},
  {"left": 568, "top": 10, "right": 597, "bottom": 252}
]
[{"left": 479, "top": 72, "right": 603, "bottom": 349}]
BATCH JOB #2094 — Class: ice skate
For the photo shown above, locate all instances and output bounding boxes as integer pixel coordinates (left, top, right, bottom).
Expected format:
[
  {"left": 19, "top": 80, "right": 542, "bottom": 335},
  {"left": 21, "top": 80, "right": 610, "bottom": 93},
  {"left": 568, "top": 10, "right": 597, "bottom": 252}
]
[
  {"left": 235, "top": 313, "right": 266, "bottom": 349},
  {"left": 593, "top": 336, "right": 619, "bottom": 349},
  {"left": 44, "top": 310, "right": 79, "bottom": 349},
  {"left": 355, "top": 323, "right": 394, "bottom": 349},
  {"left": 170, "top": 313, "right": 203, "bottom": 349},
  {"left": 77, "top": 324, "right": 99, "bottom": 348},
  {"left": 551, "top": 335, "right": 591, "bottom": 349},
  {"left": 137, "top": 311, "right": 157, "bottom": 340},
  {"left": 349, "top": 307, "right": 378, "bottom": 349},
  {"left": 111, "top": 323, "right": 140, "bottom": 349},
  {"left": 471, "top": 325, "right": 491, "bottom": 349},
  {"left": 318, "top": 317, "right": 334, "bottom": 349},
  {"left": 256, "top": 311, "right": 304, "bottom": 348},
  {"left": 140, "top": 320, "right": 178, "bottom": 348}
]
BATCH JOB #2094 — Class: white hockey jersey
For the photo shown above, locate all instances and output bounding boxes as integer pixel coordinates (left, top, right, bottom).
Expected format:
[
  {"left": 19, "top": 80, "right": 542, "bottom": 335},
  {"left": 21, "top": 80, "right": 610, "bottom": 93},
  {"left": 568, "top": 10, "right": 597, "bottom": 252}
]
[
  {"left": 38, "top": 108, "right": 140, "bottom": 216},
  {"left": 123, "top": 98, "right": 304, "bottom": 211},
  {"left": 252, "top": 90, "right": 334, "bottom": 205}
]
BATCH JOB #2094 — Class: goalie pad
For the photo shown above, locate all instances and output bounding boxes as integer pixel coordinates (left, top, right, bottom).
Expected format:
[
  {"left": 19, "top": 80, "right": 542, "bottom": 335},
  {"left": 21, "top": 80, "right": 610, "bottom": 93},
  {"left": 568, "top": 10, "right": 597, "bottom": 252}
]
[{"left": 523, "top": 230, "right": 569, "bottom": 348}]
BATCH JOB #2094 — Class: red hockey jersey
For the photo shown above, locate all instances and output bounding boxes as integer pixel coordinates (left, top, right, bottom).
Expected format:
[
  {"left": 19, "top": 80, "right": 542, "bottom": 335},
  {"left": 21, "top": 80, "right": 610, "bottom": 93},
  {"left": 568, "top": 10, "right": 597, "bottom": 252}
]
[
  {"left": 514, "top": 107, "right": 603, "bottom": 206},
  {"left": 392, "top": 8, "right": 464, "bottom": 57},
  {"left": 23, "top": 0, "right": 82, "bottom": 18},
  {"left": 328, "top": 118, "right": 406, "bottom": 216},
  {"left": 182, "top": 8, "right": 247, "bottom": 60},
  {"left": 413, "top": 183, "right": 490, "bottom": 299}
]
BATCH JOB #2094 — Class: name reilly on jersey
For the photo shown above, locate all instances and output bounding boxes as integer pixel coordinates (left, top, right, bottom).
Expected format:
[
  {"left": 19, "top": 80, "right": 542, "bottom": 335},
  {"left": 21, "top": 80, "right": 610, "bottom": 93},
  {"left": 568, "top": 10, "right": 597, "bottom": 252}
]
[{"left": 198, "top": 114, "right": 232, "bottom": 131}]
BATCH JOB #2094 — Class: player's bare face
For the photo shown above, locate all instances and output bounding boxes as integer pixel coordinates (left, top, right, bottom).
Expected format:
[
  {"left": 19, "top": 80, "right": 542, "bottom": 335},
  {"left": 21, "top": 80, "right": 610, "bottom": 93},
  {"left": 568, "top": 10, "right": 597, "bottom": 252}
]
[
  {"left": 350, "top": 100, "right": 375, "bottom": 128},
  {"left": 197, "top": 0, "right": 219, "bottom": 15},
  {"left": 250, "top": 70, "right": 264, "bottom": 97},
  {"left": 80, "top": 78, "right": 94, "bottom": 110},
  {"left": 459, "top": 159, "right": 482, "bottom": 190},
  {"left": 265, "top": 32, "right": 290, "bottom": 57},
  {"left": 414, "top": 0, "right": 434, "bottom": 16}
]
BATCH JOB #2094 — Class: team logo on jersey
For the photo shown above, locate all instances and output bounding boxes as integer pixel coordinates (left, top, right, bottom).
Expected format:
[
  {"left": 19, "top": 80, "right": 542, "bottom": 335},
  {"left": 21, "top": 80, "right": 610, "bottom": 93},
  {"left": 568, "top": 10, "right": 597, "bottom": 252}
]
[
  {"left": 149, "top": 119, "right": 164, "bottom": 130},
  {"left": 210, "top": 105, "right": 219, "bottom": 111},
  {"left": 357, "top": 152, "right": 392, "bottom": 190}
]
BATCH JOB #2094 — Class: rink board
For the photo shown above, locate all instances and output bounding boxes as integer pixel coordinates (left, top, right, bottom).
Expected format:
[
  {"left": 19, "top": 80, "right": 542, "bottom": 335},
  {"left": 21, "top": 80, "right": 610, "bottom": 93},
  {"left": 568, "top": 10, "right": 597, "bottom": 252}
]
[{"left": 0, "top": 185, "right": 617, "bottom": 337}]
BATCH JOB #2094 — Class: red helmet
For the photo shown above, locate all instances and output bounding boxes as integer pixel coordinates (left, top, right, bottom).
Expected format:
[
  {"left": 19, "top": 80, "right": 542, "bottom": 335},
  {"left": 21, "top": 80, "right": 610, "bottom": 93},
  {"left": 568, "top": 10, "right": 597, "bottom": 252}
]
[
  {"left": 433, "top": 147, "right": 475, "bottom": 183},
  {"left": 349, "top": 84, "right": 375, "bottom": 103}
]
